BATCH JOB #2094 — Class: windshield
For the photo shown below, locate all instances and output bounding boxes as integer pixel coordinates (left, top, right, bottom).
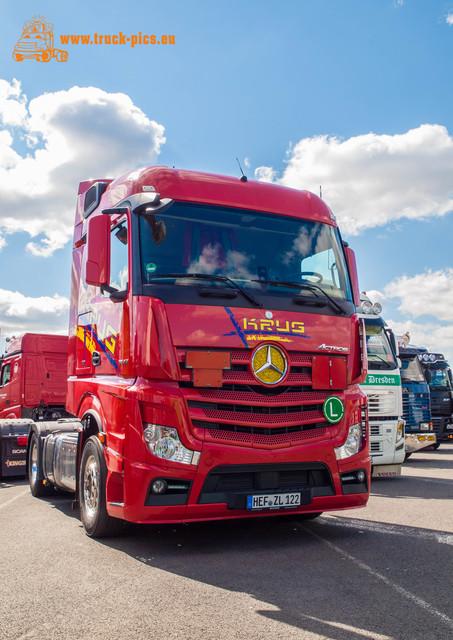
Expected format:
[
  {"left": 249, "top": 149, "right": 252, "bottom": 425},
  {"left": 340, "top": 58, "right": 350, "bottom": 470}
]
[
  {"left": 427, "top": 367, "right": 451, "bottom": 388},
  {"left": 400, "top": 356, "right": 425, "bottom": 383},
  {"left": 138, "top": 202, "right": 353, "bottom": 312},
  {"left": 365, "top": 320, "right": 397, "bottom": 370}
]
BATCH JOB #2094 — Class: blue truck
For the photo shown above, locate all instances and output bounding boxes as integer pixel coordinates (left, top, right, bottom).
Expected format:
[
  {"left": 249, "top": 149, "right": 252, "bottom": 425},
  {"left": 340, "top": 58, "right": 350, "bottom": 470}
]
[{"left": 398, "top": 343, "right": 435, "bottom": 456}]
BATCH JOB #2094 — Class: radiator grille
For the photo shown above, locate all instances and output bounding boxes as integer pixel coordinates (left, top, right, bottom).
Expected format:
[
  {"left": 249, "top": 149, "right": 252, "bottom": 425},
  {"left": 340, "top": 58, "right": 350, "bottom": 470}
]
[{"left": 179, "top": 348, "right": 337, "bottom": 448}]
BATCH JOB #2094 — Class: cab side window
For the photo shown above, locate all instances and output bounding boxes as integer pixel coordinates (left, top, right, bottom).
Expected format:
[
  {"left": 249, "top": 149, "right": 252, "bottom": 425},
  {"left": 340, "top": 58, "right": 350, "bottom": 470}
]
[{"left": 0, "top": 364, "right": 11, "bottom": 386}]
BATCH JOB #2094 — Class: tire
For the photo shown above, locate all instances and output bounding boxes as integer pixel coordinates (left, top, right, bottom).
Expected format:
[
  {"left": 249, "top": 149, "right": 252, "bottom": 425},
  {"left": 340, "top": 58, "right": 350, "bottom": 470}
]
[
  {"left": 56, "top": 50, "right": 68, "bottom": 62},
  {"left": 40, "top": 50, "right": 51, "bottom": 62},
  {"left": 28, "top": 432, "right": 53, "bottom": 497},
  {"left": 430, "top": 442, "right": 441, "bottom": 450},
  {"left": 404, "top": 453, "right": 412, "bottom": 461},
  {"left": 12, "top": 52, "right": 23, "bottom": 61},
  {"left": 79, "top": 437, "right": 123, "bottom": 538}
]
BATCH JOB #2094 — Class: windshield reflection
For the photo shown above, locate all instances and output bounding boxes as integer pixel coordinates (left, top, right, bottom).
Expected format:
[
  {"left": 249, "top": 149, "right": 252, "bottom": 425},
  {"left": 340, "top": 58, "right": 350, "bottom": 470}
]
[{"left": 139, "top": 202, "right": 353, "bottom": 306}]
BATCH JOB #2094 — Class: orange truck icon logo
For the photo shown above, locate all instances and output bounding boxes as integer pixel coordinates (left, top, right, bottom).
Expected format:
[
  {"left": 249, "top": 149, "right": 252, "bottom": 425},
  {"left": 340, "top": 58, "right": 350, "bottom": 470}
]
[{"left": 12, "top": 15, "right": 68, "bottom": 62}]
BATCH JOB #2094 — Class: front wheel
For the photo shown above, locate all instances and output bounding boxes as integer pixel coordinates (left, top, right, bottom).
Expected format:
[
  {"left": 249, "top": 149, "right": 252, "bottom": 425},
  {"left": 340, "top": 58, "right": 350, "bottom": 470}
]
[{"left": 79, "top": 437, "right": 123, "bottom": 538}]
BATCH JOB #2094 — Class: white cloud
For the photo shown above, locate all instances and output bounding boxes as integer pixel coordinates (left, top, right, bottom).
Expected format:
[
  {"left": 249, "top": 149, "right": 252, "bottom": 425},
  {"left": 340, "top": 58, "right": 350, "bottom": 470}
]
[
  {"left": 371, "top": 269, "right": 453, "bottom": 363},
  {"left": 0, "top": 79, "right": 166, "bottom": 256},
  {"left": 0, "top": 288, "right": 69, "bottom": 338},
  {"left": 255, "top": 125, "right": 453, "bottom": 235},
  {"left": 386, "top": 319, "right": 453, "bottom": 364},
  {"left": 446, "top": 13, "right": 453, "bottom": 26},
  {"left": 383, "top": 269, "right": 453, "bottom": 322}
]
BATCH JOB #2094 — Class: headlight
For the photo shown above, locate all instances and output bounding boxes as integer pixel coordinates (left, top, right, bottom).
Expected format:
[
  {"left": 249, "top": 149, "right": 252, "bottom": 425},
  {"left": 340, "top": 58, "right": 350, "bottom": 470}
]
[
  {"left": 397, "top": 419, "right": 405, "bottom": 442},
  {"left": 335, "top": 423, "right": 362, "bottom": 460},
  {"left": 419, "top": 422, "right": 430, "bottom": 431},
  {"left": 143, "top": 424, "right": 200, "bottom": 465}
]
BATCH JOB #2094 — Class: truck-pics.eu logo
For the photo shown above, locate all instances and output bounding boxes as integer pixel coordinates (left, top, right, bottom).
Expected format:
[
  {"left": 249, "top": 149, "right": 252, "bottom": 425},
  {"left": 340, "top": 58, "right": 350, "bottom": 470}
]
[{"left": 12, "top": 15, "right": 68, "bottom": 63}]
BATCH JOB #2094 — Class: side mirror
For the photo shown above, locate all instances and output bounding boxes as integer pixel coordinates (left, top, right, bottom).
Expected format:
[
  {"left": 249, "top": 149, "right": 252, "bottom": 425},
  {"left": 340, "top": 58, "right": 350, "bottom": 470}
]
[
  {"left": 344, "top": 246, "right": 361, "bottom": 308},
  {"left": 386, "top": 328, "right": 398, "bottom": 356},
  {"left": 86, "top": 215, "right": 110, "bottom": 286}
]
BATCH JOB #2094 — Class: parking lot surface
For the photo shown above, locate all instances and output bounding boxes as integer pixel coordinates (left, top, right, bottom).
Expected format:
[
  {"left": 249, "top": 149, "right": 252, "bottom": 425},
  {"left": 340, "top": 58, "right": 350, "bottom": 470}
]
[{"left": 1, "top": 444, "right": 452, "bottom": 640}]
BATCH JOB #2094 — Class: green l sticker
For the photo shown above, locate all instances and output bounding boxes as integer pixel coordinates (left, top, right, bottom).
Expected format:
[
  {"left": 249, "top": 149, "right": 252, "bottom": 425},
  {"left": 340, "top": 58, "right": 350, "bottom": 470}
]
[{"left": 323, "top": 396, "right": 345, "bottom": 424}]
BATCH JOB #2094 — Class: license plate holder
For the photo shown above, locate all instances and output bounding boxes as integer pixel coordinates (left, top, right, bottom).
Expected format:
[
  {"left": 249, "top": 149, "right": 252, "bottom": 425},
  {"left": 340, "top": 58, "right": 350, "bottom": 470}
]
[{"left": 247, "top": 492, "right": 301, "bottom": 511}]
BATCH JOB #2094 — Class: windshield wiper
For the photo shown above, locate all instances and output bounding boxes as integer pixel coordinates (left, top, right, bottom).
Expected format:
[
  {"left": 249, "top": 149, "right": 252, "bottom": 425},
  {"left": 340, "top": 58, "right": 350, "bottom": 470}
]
[
  {"left": 146, "top": 273, "right": 262, "bottom": 307},
  {"left": 251, "top": 279, "right": 345, "bottom": 315},
  {"left": 368, "top": 354, "right": 395, "bottom": 369}
]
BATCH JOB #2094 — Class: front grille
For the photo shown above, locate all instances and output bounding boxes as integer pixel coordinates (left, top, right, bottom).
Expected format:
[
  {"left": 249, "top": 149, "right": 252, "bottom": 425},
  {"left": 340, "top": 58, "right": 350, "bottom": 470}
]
[
  {"left": 370, "top": 424, "right": 381, "bottom": 436},
  {"left": 431, "top": 417, "right": 445, "bottom": 436},
  {"left": 179, "top": 348, "right": 335, "bottom": 448},
  {"left": 370, "top": 442, "right": 382, "bottom": 453},
  {"left": 18, "top": 42, "right": 38, "bottom": 51},
  {"left": 198, "top": 462, "right": 335, "bottom": 508}
]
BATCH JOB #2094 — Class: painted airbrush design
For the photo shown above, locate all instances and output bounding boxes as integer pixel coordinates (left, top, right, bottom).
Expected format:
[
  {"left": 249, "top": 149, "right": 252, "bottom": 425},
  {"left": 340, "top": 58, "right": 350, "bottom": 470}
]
[{"left": 223, "top": 308, "right": 308, "bottom": 347}]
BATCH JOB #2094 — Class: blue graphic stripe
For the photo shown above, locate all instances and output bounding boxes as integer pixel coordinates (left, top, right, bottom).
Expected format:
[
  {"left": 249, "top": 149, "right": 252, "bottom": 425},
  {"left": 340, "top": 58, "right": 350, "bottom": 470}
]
[
  {"left": 84, "top": 324, "right": 119, "bottom": 371},
  {"left": 224, "top": 307, "right": 248, "bottom": 348}
]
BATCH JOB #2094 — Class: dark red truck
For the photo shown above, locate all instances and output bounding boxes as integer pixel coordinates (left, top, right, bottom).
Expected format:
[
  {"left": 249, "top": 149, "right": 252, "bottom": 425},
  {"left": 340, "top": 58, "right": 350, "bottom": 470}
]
[{"left": 0, "top": 333, "right": 70, "bottom": 477}]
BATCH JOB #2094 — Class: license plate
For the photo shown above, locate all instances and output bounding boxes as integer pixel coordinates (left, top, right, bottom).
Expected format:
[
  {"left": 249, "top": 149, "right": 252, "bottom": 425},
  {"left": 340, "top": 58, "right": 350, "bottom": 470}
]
[{"left": 247, "top": 492, "right": 301, "bottom": 510}]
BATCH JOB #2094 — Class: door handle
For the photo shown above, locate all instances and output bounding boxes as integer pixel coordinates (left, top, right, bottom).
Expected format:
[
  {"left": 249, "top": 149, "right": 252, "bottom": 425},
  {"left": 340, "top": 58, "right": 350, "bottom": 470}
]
[{"left": 92, "top": 351, "right": 101, "bottom": 367}]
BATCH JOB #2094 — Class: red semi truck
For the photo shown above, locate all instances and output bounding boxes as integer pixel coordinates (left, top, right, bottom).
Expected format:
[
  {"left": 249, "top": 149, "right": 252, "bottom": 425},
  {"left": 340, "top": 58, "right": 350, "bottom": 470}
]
[
  {"left": 0, "top": 333, "right": 69, "bottom": 477},
  {"left": 26, "top": 166, "right": 370, "bottom": 537}
]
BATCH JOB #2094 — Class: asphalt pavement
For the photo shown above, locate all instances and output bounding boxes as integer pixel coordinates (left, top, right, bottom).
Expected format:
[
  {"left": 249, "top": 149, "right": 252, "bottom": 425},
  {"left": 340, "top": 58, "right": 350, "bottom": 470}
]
[{"left": 1, "top": 444, "right": 452, "bottom": 640}]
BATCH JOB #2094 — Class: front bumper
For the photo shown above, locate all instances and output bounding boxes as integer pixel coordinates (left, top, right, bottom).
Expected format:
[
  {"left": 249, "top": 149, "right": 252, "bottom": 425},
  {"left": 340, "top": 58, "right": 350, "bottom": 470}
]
[
  {"left": 106, "top": 440, "right": 371, "bottom": 524},
  {"left": 405, "top": 432, "right": 436, "bottom": 454}
]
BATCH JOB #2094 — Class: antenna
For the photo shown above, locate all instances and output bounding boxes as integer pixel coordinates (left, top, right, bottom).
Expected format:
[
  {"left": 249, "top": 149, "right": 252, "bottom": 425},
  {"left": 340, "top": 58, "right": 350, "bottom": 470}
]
[
  {"left": 320, "top": 185, "right": 322, "bottom": 199},
  {"left": 236, "top": 157, "right": 248, "bottom": 182}
]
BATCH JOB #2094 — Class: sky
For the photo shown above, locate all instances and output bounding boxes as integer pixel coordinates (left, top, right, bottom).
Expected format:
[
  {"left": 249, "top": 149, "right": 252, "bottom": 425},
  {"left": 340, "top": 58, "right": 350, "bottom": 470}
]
[{"left": 1, "top": 0, "right": 453, "bottom": 361}]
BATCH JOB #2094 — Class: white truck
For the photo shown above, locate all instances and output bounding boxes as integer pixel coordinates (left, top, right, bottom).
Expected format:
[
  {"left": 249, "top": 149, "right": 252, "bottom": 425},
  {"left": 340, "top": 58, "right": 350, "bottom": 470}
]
[{"left": 358, "top": 295, "right": 405, "bottom": 477}]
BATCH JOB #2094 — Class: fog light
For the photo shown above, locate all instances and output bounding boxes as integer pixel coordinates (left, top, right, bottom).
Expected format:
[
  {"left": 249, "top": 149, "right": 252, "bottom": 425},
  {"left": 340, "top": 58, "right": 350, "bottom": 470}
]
[
  {"left": 152, "top": 479, "right": 167, "bottom": 494},
  {"left": 357, "top": 470, "right": 366, "bottom": 483}
]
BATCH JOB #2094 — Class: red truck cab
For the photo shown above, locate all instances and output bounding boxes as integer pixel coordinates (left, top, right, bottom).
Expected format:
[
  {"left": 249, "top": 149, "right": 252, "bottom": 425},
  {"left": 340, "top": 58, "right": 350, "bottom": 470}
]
[
  {"left": 0, "top": 333, "right": 69, "bottom": 421},
  {"left": 0, "top": 333, "right": 70, "bottom": 477},
  {"left": 59, "top": 166, "right": 370, "bottom": 536}
]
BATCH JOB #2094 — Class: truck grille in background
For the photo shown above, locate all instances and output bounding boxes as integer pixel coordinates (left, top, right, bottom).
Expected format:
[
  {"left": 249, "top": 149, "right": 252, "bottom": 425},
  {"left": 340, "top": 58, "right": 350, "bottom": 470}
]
[
  {"left": 178, "top": 349, "right": 334, "bottom": 448},
  {"left": 431, "top": 417, "right": 444, "bottom": 437},
  {"left": 402, "top": 393, "right": 430, "bottom": 428},
  {"left": 370, "top": 423, "right": 381, "bottom": 437},
  {"left": 368, "top": 392, "right": 397, "bottom": 416}
]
